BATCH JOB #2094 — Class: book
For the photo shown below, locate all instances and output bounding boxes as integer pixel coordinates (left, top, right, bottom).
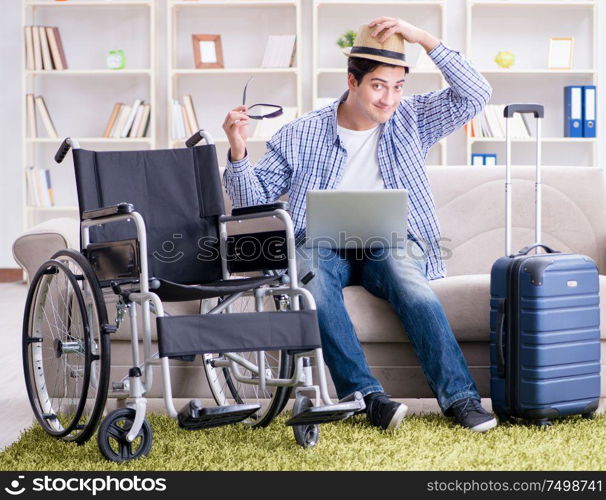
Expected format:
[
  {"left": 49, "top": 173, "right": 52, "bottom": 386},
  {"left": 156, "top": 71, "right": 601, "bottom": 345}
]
[
  {"left": 38, "top": 26, "right": 54, "bottom": 70},
  {"left": 261, "top": 35, "right": 296, "bottom": 68},
  {"left": 172, "top": 100, "right": 186, "bottom": 140},
  {"left": 112, "top": 104, "right": 131, "bottom": 138},
  {"left": 26, "top": 94, "right": 37, "bottom": 138},
  {"left": 121, "top": 99, "right": 142, "bottom": 137},
  {"left": 521, "top": 113, "right": 536, "bottom": 137},
  {"left": 103, "top": 103, "right": 123, "bottom": 138},
  {"left": 34, "top": 168, "right": 50, "bottom": 207},
  {"left": 25, "top": 167, "right": 40, "bottom": 207},
  {"left": 44, "top": 169, "right": 55, "bottom": 206},
  {"left": 46, "top": 27, "right": 64, "bottom": 71},
  {"left": 182, "top": 95, "right": 200, "bottom": 133},
  {"left": 51, "top": 27, "right": 68, "bottom": 70},
  {"left": 32, "top": 26, "right": 42, "bottom": 71},
  {"left": 136, "top": 103, "right": 151, "bottom": 138},
  {"left": 24, "top": 26, "right": 34, "bottom": 70},
  {"left": 129, "top": 104, "right": 146, "bottom": 138},
  {"left": 35, "top": 96, "right": 58, "bottom": 138},
  {"left": 180, "top": 103, "right": 192, "bottom": 137}
]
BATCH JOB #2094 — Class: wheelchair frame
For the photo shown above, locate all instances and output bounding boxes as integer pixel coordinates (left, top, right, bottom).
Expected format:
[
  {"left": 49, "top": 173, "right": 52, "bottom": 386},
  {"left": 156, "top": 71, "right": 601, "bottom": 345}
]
[{"left": 42, "top": 133, "right": 364, "bottom": 459}]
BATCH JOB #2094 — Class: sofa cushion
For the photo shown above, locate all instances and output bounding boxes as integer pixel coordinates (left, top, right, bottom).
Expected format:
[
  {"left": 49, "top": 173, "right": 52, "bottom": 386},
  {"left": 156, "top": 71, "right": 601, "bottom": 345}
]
[{"left": 344, "top": 275, "right": 489, "bottom": 343}]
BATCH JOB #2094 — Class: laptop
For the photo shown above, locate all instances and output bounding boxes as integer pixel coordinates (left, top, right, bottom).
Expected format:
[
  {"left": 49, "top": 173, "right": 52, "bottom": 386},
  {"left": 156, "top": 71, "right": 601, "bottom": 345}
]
[{"left": 305, "top": 189, "right": 408, "bottom": 249}]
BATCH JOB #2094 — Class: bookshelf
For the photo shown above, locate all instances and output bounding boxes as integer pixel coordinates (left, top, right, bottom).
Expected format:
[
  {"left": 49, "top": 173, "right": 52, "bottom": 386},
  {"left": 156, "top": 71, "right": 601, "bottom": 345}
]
[
  {"left": 166, "top": 0, "right": 303, "bottom": 163},
  {"left": 465, "top": 0, "right": 599, "bottom": 166},
  {"left": 21, "top": 0, "right": 156, "bottom": 230},
  {"left": 312, "top": 0, "right": 448, "bottom": 167}
]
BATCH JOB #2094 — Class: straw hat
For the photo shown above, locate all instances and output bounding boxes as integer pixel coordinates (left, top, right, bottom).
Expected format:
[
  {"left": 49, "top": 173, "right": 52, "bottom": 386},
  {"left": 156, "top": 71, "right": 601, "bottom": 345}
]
[{"left": 342, "top": 24, "right": 411, "bottom": 68}]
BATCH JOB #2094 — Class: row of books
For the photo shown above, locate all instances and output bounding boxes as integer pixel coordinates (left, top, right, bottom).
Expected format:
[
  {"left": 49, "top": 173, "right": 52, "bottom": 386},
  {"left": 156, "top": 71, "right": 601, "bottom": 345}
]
[
  {"left": 26, "top": 94, "right": 58, "bottom": 138},
  {"left": 26, "top": 167, "right": 55, "bottom": 208},
  {"left": 103, "top": 100, "right": 151, "bottom": 138},
  {"left": 171, "top": 96, "right": 200, "bottom": 140},
  {"left": 24, "top": 26, "right": 68, "bottom": 71},
  {"left": 465, "top": 104, "right": 534, "bottom": 139}
]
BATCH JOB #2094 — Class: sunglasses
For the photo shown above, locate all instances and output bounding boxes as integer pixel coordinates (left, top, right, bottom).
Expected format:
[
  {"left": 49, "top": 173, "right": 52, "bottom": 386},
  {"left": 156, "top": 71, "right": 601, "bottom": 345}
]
[{"left": 242, "top": 76, "right": 284, "bottom": 120}]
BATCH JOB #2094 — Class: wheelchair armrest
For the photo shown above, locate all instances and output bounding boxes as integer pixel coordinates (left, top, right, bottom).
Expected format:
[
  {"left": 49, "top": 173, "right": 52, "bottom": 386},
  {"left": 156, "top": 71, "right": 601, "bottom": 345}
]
[
  {"left": 231, "top": 202, "right": 289, "bottom": 217},
  {"left": 82, "top": 202, "right": 135, "bottom": 221}
]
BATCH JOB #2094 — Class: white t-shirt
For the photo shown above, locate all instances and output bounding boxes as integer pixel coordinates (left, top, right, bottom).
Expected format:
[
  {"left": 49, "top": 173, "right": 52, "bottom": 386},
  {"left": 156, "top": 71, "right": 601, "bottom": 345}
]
[{"left": 335, "top": 124, "right": 385, "bottom": 190}]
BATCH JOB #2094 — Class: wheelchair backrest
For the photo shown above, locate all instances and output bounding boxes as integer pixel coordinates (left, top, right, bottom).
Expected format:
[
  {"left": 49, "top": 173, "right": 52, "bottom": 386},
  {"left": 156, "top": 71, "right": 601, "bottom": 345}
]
[{"left": 72, "top": 145, "right": 225, "bottom": 285}]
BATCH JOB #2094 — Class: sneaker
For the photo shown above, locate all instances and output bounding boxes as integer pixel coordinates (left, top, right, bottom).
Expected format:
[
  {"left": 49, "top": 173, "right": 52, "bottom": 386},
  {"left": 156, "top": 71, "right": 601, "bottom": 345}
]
[
  {"left": 449, "top": 398, "right": 497, "bottom": 432},
  {"left": 365, "top": 392, "right": 408, "bottom": 430}
]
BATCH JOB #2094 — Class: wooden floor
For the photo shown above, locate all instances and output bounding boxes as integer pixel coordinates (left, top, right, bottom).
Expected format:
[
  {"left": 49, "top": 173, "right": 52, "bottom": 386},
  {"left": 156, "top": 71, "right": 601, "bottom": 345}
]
[{"left": 0, "top": 281, "right": 33, "bottom": 451}]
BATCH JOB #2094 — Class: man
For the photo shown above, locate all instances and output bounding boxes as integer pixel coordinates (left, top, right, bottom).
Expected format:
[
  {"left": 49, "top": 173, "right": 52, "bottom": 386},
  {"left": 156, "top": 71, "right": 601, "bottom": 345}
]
[{"left": 222, "top": 17, "right": 497, "bottom": 432}]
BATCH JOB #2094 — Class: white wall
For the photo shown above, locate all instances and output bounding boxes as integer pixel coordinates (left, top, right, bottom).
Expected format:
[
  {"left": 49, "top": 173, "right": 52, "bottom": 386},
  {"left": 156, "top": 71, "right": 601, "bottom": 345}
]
[{"left": 0, "top": 0, "right": 604, "bottom": 268}]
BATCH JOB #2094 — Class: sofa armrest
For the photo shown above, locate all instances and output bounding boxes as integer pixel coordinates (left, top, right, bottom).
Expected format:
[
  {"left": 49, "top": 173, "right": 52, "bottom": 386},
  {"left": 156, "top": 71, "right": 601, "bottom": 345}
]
[{"left": 12, "top": 217, "right": 80, "bottom": 283}]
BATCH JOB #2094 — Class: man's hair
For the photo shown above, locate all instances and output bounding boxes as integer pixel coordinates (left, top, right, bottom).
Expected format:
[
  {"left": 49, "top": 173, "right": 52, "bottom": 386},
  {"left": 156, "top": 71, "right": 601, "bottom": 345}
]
[{"left": 347, "top": 57, "right": 409, "bottom": 85}]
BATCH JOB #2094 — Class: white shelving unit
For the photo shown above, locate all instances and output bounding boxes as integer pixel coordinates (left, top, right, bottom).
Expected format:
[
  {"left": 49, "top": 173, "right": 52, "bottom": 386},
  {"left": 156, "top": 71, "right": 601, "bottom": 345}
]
[
  {"left": 312, "top": 0, "right": 448, "bottom": 166},
  {"left": 21, "top": 0, "right": 156, "bottom": 230},
  {"left": 167, "top": 0, "right": 303, "bottom": 159},
  {"left": 465, "top": 0, "right": 599, "bottom": 166}
]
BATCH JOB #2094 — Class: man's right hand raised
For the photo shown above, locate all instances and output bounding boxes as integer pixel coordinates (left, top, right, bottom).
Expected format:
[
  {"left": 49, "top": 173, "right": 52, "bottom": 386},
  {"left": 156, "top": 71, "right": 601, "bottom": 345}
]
[{"left": 223, "top": 105, "right": 249, "bottom": 162}]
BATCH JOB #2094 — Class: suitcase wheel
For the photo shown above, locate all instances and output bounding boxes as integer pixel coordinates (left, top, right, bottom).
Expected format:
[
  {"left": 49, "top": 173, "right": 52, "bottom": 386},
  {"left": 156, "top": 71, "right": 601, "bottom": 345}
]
[
  {"left": 496, "top": 413, "right": 516, "bottom": 425},
  {"left": 582, "top": 412, "right": 595, "bottom": 420},
  {"left": 534, "top": 418, "right": 552, "bottom": 429}
]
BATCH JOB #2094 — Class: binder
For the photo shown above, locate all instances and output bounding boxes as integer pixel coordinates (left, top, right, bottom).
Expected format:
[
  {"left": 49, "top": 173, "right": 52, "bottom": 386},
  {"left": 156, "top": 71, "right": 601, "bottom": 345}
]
[
  {"left": 582, "top": 85, "right": 596, "bottom": 138},
  {"left": 471, "top": 153, "right": 484, "bottom": 166},
  {"left": 564, "top": 85, "right": 583, "bottom": 137},
  {"left": 484, "top": 153, "right": 497, "bottom": 166}
]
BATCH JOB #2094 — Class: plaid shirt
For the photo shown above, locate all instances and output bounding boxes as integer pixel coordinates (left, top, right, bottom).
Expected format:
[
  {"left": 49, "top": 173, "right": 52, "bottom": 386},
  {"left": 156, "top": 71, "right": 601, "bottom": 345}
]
[{"left": 224, "top": 42, "right": 492, "bottom": 280}]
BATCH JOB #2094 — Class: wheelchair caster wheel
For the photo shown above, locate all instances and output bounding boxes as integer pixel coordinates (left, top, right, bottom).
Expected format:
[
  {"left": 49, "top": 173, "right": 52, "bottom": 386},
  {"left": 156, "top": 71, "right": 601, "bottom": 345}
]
[
  {"left": 292, "top": 396, "right": 319, "bottom": 449},
  {"left": 582, "top": 412, "right": 595, "bottom": 420},
  {"left": 97, "top": 408, "right": 152, "bottom": 462}
]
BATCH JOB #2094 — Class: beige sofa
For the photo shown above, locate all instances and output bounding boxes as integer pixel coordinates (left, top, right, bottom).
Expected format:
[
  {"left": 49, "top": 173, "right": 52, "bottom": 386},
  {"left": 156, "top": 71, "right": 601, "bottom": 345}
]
[{"left": 13, "top": 165, "right": 606, "bottom": 409}]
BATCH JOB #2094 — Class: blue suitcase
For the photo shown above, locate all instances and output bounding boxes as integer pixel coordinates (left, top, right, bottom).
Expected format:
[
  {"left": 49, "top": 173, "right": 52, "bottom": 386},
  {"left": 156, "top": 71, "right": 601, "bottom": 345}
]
[{"left": 489, "top": 104, "right": 601, "bottom": 426}]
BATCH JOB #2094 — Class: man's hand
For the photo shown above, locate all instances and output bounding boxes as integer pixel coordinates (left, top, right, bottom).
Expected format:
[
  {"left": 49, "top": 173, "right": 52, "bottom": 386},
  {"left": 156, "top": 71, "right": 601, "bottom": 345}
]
[
  {"left": 223, "top": 105, "right": 250, "bottom": 162},
  {"left": 368, "top": 17, "right": 439, "bottom": 53}
]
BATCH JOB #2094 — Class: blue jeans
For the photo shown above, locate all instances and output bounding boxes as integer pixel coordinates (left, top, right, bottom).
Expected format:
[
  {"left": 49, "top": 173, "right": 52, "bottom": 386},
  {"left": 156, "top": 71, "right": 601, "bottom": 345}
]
[{"left": 296, "top": 240, "right": 480, "bottom": 413}]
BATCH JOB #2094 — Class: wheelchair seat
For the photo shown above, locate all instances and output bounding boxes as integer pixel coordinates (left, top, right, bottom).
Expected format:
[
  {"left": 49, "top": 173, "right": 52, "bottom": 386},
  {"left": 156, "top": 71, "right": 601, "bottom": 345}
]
[{"left": 151, "top": 274, "right": 280, "bottom": 302}]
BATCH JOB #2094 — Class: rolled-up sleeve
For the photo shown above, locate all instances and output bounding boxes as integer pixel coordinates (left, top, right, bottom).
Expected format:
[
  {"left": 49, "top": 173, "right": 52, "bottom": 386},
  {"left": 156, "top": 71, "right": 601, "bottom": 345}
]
[
  {"left": 223, "top": 126, "right": 293, "bottom": 208},
  {"left": 414, "top": 42, "right": 492, "bottom": 152}
]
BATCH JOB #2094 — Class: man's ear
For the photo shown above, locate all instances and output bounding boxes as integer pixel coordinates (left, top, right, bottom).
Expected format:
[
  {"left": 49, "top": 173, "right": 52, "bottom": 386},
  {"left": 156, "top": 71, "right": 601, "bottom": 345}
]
[{"left": 347, "top": 72, "right": 358, "bottom": 92}]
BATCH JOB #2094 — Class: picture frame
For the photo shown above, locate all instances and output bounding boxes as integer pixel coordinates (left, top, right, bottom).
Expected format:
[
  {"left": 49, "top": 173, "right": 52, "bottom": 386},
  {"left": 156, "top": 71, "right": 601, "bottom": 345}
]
[
  {"left": 192, "top": 34, "right": 224, "bottom": 69},
  {"left": 547, "top": 37, "right": 574, "bottom": 70}
]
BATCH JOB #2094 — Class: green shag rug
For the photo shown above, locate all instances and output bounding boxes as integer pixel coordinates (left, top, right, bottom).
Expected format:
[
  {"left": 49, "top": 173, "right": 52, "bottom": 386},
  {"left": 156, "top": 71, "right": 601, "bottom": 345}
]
[{"left": 1, "top": 413, "right": 605, "bottom": 471}]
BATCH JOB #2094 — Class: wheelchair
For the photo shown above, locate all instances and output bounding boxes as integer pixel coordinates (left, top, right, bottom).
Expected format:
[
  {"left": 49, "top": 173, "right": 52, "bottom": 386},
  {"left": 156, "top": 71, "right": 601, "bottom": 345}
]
[{"left": 21, "top": 131, "right": 365, "bottom": 462}]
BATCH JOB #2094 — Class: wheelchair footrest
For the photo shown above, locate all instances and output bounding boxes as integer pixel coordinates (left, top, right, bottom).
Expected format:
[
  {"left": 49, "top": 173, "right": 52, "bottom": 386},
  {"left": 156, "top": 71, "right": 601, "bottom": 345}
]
[
  {"left": 286, "top": 404, "right": 356, "bottom": 426},
  {"left": 178, "top": 400, "right": 260, "bottom": 430},
  {"left": 285, "top": 392, "right": 366, "bottom": 426}
]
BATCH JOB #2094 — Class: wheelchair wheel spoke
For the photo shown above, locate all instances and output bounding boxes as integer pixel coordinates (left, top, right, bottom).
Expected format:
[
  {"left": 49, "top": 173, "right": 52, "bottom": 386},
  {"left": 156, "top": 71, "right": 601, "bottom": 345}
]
[{"left": 23, "top": 251, "right": 110, "bottom": 444}]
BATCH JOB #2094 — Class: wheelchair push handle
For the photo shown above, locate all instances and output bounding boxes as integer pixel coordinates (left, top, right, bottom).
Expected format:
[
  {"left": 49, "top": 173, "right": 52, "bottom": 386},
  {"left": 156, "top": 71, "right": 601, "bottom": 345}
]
[
  {"left": 55, "top": 138, "right": 72, "bottom": 163},
  {"left": 186, "top": 129, "right": 215, "bottom": 148}
]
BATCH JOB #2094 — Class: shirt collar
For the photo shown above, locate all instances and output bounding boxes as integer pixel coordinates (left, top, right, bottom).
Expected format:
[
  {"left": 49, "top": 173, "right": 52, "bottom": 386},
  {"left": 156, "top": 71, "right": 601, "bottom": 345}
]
[{"left": 330, "top": 90, "right": 393, "bottom": 146}]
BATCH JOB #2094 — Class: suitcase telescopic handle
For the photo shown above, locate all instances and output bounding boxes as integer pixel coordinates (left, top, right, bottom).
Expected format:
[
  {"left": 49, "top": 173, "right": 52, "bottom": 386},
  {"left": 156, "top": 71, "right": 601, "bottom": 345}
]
[{"left": 504, "top": 103, "right": 544, "bottom": 256}]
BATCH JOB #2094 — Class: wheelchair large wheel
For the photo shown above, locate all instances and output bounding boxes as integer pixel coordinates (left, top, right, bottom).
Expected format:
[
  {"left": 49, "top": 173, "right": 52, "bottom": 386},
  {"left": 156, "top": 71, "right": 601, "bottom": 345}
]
[
  {"left": 203, "top": 293, "right": 295, "bottom": 427},
  {"left": 22, "top": 249, "right": 110, "bottom": 444}
]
